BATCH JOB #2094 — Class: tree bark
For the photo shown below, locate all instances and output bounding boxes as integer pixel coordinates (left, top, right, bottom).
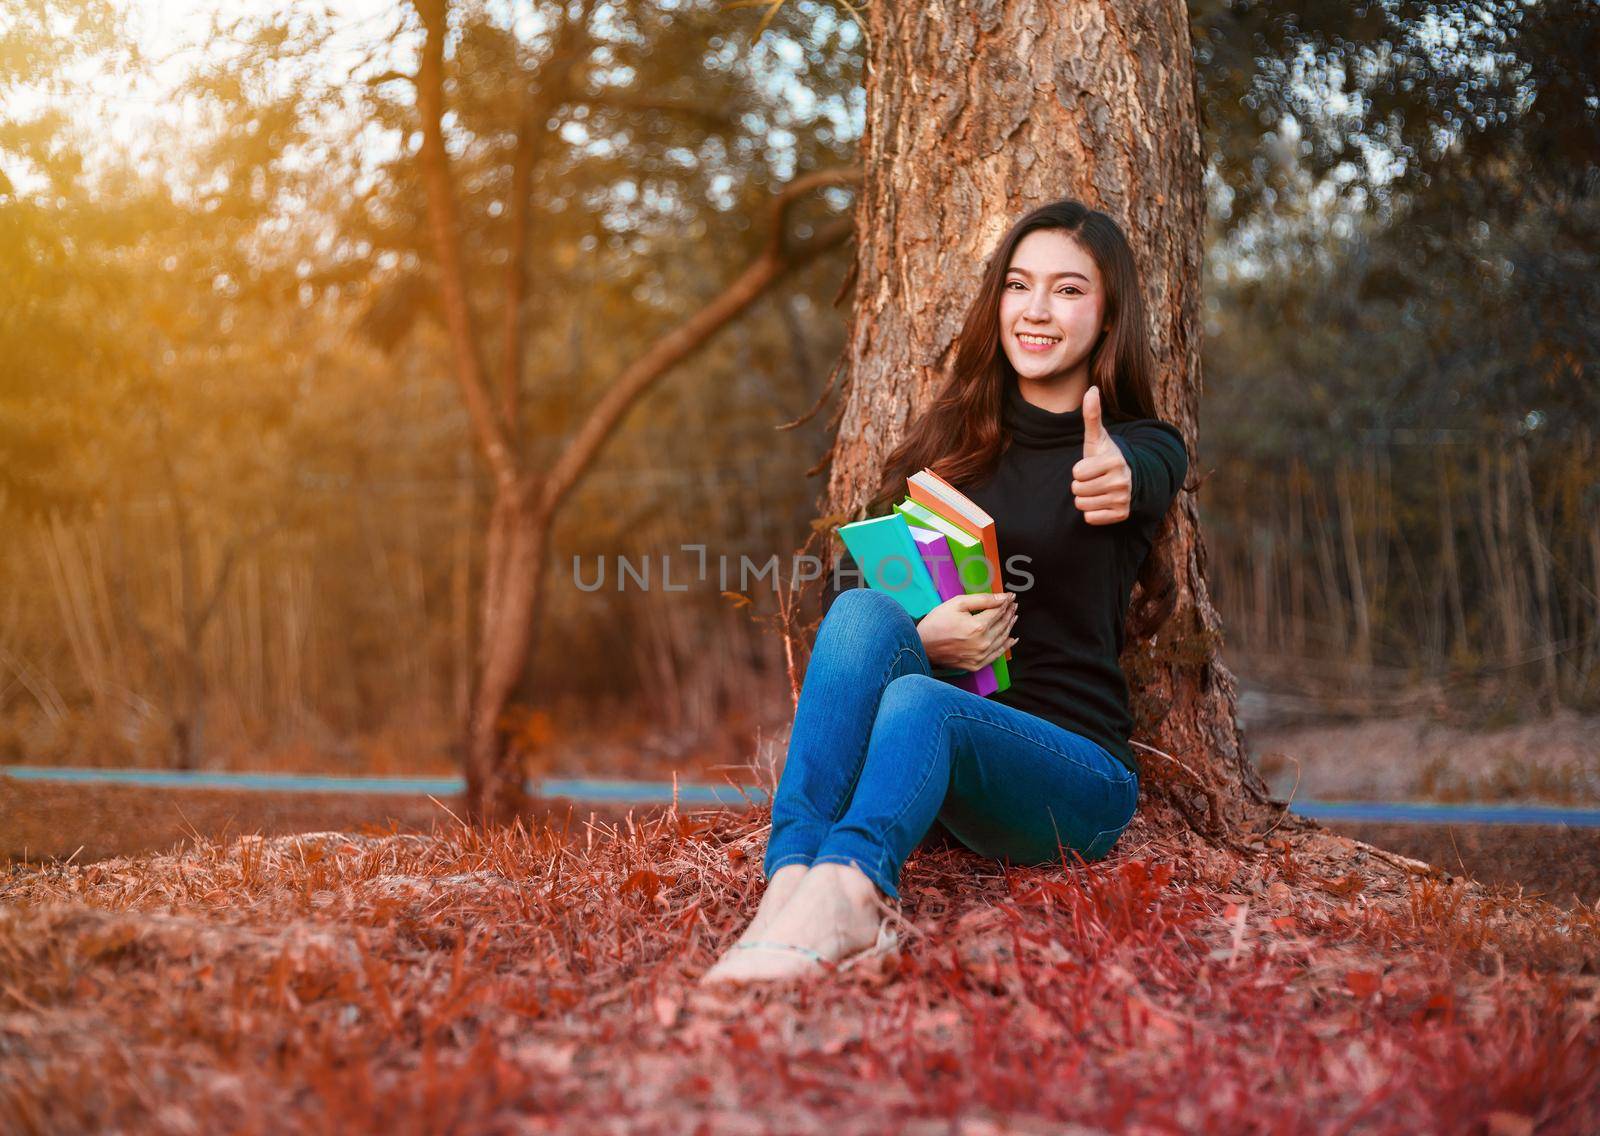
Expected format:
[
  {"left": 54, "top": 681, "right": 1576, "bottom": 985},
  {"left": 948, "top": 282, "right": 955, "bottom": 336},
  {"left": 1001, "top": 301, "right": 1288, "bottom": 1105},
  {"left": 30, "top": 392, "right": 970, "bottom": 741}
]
[{"left": 824, "top": 0, "right": 1282, "bottom": 842}]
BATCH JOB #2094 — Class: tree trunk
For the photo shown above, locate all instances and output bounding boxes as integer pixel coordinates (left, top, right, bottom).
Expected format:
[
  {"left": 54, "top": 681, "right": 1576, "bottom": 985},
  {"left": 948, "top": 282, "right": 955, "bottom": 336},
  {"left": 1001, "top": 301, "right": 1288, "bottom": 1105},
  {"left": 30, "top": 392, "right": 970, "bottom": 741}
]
[
  {"left": 451, "top": 451, "right": 474, "bottom": 732},
  {"left": 1308, "top": 478, "right": 1348, "bottom": 655},
  {"left": 826, "top": 0, "right": 1280, "bottom": 842},
  {"left": 1288, "top": 457, "right": 1306, "bottom": 655},
  {"left": 1335, "top": 454, "right": 1373, "bottom": 678},
  {"left": 1514, "top": 435, "right": 1560, "bottom": 710},
  {"left": 1438, "top": 450, "right": 1470, "bottom": 666},
  {"left": 463, "top": 479, "right": 546, "bottom": 824}
]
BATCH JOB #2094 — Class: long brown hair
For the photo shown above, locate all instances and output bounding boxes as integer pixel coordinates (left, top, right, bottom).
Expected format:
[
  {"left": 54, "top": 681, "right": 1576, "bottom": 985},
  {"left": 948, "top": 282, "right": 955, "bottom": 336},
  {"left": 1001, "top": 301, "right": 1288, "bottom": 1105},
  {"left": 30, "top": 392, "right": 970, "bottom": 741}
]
[{"left": 863, "top": 199, "right": 1181, "bottom": 641}]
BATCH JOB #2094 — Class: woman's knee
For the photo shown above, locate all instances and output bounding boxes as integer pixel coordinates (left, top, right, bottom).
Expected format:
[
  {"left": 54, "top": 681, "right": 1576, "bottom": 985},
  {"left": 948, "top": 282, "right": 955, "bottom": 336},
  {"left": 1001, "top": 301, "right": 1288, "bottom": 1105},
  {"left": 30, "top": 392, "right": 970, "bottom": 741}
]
[
  {"left": 826, "top": 585, "right": 906, "bottom": 624},
  {"left": 820, "top": 587, "right": 918, "bottom": 647},
  {"left": 879, "top": 672, "right": 959, "bottom": 720}
]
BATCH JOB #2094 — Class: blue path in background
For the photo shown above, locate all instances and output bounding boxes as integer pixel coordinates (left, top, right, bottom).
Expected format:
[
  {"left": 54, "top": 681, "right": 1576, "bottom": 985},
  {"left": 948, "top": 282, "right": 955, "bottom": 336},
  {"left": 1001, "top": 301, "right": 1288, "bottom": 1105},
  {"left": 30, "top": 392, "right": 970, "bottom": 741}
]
[
  {"left": 2, "top": 765, "right": 769, "bottom": 807},
  {"left": 5, "top": 765, "right": 1600, "bottom": 827}
]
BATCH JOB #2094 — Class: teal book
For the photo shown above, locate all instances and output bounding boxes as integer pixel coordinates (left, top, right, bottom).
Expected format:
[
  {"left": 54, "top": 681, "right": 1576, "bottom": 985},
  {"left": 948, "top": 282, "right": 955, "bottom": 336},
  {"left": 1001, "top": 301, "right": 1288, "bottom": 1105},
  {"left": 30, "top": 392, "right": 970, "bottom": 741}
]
[{"left": 836, "top": 513, "right": 943, "bottom": 619}]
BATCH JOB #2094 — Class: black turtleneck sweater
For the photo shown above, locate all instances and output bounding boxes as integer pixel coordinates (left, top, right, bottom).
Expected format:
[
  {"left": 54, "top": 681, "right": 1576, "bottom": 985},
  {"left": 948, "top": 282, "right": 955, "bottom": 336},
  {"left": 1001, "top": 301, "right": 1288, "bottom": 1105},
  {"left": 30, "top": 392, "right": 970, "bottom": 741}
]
[{"left": 822, "top": 377, "right": 1189, "bottom": 777}]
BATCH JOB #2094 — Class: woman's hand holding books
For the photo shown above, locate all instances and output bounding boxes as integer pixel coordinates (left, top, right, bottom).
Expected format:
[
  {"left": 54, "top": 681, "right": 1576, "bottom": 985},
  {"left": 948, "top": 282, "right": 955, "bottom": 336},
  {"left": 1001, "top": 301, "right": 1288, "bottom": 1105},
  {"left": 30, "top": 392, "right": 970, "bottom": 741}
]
[{"left": 916, "top": 591, "right": 1018, "bottom": 672}]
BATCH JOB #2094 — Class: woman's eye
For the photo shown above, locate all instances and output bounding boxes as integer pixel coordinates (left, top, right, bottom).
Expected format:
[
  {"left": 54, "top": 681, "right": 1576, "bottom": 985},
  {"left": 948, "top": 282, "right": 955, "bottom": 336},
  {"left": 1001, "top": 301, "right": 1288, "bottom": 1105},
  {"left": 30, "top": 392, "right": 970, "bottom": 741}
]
[{"left": 1006, "top": 281, "right": 1080, "bottom": 295}]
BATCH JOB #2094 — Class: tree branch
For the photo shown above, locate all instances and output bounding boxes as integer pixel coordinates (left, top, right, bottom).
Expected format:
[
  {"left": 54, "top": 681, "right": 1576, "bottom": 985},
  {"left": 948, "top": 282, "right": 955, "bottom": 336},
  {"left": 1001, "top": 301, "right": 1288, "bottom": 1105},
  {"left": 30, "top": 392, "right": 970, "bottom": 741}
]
[
  {"left": 578, "top": 91, "right": 743, "bottom": 136},
  {"left": 539, "top": 167, "right": 861, "bottom": 519},
  {"left": 191, "top": 519, "right": 280, "bottom": 640},
  {"left": 413, "top": 0, "right": 521, "bottom": 491},
  {"left": 499, "top": 0, "right": 598, "bottom": 433}
]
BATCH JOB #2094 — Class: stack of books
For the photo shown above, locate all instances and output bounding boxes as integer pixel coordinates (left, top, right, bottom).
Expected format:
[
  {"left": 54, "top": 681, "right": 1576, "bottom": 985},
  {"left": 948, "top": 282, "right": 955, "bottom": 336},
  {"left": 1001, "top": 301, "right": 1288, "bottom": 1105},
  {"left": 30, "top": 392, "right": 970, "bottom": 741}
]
[{"left": 835, "top": 469, "right": 1011, "bottom": 696}]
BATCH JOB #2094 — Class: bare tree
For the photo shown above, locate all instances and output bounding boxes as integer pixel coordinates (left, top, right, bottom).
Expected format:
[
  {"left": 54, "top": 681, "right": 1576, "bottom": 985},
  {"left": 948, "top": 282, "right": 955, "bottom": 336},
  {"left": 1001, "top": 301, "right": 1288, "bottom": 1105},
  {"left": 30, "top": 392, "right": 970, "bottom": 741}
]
[{"left": 410, "top": 0, "right": 856, "bottom": 822}]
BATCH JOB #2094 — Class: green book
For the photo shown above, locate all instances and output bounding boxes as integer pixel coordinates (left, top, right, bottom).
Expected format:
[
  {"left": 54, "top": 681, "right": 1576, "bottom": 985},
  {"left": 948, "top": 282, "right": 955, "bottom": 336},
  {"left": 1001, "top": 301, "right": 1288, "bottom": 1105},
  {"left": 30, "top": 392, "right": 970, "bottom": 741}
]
[{"left": 895, "top": 498, "right": 1011, "bottom": 692}]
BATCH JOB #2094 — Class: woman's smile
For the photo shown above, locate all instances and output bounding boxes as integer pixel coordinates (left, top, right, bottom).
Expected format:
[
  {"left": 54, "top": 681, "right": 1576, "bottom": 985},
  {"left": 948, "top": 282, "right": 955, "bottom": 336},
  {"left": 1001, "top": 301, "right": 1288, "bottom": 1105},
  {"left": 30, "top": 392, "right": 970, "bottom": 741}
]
[{"left": 1000, "top": 229, "right": 1106, "bottom": 387}]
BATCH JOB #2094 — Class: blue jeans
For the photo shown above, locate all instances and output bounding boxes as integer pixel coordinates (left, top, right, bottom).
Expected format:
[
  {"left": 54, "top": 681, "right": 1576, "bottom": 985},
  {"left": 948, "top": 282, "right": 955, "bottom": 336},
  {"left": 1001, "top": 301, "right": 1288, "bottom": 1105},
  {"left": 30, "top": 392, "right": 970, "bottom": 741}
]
[{"left": 762, "top": 588, "right": 1139, "bottom": 900}]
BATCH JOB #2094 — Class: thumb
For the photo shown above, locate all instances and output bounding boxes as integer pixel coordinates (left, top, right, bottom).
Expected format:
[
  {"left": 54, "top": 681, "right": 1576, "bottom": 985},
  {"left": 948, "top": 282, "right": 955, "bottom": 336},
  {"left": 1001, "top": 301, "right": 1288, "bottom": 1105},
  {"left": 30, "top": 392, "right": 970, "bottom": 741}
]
[{"left": 1083, "top": 384, "right": 1110, "bottom": 450}]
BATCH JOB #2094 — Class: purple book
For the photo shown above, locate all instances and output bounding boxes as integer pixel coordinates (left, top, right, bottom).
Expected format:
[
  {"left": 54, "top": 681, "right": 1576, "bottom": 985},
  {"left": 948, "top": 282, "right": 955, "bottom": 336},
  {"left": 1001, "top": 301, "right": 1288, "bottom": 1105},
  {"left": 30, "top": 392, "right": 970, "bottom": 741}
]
[{"left": 910, "top": 526, "right": 999, "bottom": 696}]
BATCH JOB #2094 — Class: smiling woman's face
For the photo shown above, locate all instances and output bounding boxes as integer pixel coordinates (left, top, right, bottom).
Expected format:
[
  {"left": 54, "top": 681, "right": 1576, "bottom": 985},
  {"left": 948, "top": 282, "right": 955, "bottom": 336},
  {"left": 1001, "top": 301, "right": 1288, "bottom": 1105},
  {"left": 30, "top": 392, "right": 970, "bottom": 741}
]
[{"left": 998, "top": 229, "right": 1107, "bottom": 389}]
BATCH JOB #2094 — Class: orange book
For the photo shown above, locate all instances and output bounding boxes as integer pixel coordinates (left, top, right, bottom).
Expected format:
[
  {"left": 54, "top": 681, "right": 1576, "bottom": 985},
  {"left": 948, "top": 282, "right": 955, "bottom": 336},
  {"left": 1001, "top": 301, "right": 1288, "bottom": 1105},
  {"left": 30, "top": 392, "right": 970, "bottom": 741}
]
[{"left": 906, "top": 468, "right": 1011, "bottom": 660}]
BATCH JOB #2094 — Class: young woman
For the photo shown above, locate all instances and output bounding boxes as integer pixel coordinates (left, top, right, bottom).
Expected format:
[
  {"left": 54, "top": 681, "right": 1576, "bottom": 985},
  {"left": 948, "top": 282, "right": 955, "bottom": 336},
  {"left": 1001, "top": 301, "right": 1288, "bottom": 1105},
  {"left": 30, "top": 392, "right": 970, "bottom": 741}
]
[{"left": 700, "top": 200, "right": 1190, "bottom": 985}]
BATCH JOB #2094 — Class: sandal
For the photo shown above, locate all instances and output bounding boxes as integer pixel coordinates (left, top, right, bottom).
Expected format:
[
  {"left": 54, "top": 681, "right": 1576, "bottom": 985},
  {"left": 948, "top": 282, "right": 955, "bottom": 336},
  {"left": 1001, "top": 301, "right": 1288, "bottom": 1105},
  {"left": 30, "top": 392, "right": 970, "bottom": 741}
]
[
  {"left": 695, "top": 938, "right": 827, "bottom": 985},
  {"left": 837, "top": 915, "right": 901, "bottom": 972},
  {"left": 703, "top": 885, "right": 908, "bottom": 985},
  {"left": 731, "top": 940, "right": 829, "bottom": 965}
]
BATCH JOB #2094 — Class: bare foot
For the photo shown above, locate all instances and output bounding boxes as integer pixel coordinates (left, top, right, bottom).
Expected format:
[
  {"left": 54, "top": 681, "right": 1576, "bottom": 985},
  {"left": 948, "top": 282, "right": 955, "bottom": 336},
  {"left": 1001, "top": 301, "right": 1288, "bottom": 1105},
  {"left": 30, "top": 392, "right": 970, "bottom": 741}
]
[
  {"left": 699, "top": 861, "right": 890, "bottom": 985},
  {"left": 695, "top": 865, "right": 809, "bottom": 988},
  {"left": 735, "top": 864, "right": 811, "bottom": 946}
]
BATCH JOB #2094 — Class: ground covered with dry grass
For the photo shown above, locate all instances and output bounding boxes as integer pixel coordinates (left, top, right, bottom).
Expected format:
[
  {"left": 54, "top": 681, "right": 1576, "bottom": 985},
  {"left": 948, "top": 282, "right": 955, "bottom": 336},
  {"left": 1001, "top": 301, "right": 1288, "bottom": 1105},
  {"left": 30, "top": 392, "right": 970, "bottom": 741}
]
[
  {"left": 2, "top": 803, "right": 1597, "bottom": 1135},
  {"left": 1324, "top": 821, "right": 1600, "bottom": 910}
]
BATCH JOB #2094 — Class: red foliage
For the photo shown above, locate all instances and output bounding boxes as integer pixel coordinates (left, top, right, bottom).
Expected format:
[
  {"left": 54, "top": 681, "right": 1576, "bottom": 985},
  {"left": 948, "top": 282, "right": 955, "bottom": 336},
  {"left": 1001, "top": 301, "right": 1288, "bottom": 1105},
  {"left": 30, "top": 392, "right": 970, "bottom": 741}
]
[{"left": 0, "top": 806, "right": 1596, "bottom": 1134}]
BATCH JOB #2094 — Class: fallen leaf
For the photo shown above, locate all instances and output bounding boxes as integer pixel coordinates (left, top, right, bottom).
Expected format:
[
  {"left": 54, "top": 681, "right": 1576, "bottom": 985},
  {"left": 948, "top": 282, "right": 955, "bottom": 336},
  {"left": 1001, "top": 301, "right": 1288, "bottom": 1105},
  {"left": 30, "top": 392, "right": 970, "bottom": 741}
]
[
  {"left": 1322, "top": 874, "right": 1366, "bottom": 898},
  {"left": 1345, "top": 970, "right": 1381, "bottom": 999}
]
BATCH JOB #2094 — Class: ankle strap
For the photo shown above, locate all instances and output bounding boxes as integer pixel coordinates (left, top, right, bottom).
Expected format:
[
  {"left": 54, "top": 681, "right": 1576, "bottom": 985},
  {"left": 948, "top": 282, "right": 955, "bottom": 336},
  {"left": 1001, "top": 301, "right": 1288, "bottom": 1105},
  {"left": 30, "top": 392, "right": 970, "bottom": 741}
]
[{"left": 733, "top": 940, "right": 828, "bottom": 963}]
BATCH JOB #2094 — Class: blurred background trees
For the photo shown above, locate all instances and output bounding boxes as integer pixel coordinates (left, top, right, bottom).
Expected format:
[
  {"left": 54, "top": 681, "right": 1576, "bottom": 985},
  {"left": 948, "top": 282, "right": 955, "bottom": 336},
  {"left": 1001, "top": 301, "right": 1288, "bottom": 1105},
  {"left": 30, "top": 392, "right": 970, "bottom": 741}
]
[
  {"left": 1, "top": 0, "right": 1595, "bottom": 777},
  {"left": 1196, "top": 0, "right": 1600, "bottom": 719}
]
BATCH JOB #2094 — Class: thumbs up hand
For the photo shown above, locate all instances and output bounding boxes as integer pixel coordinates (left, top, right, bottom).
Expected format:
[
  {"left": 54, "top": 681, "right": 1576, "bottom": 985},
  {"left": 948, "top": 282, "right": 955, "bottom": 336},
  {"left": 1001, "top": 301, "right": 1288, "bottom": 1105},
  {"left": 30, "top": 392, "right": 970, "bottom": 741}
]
[{"left": 1071, "top": 385, "right": 1133, "bottom": 525}]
